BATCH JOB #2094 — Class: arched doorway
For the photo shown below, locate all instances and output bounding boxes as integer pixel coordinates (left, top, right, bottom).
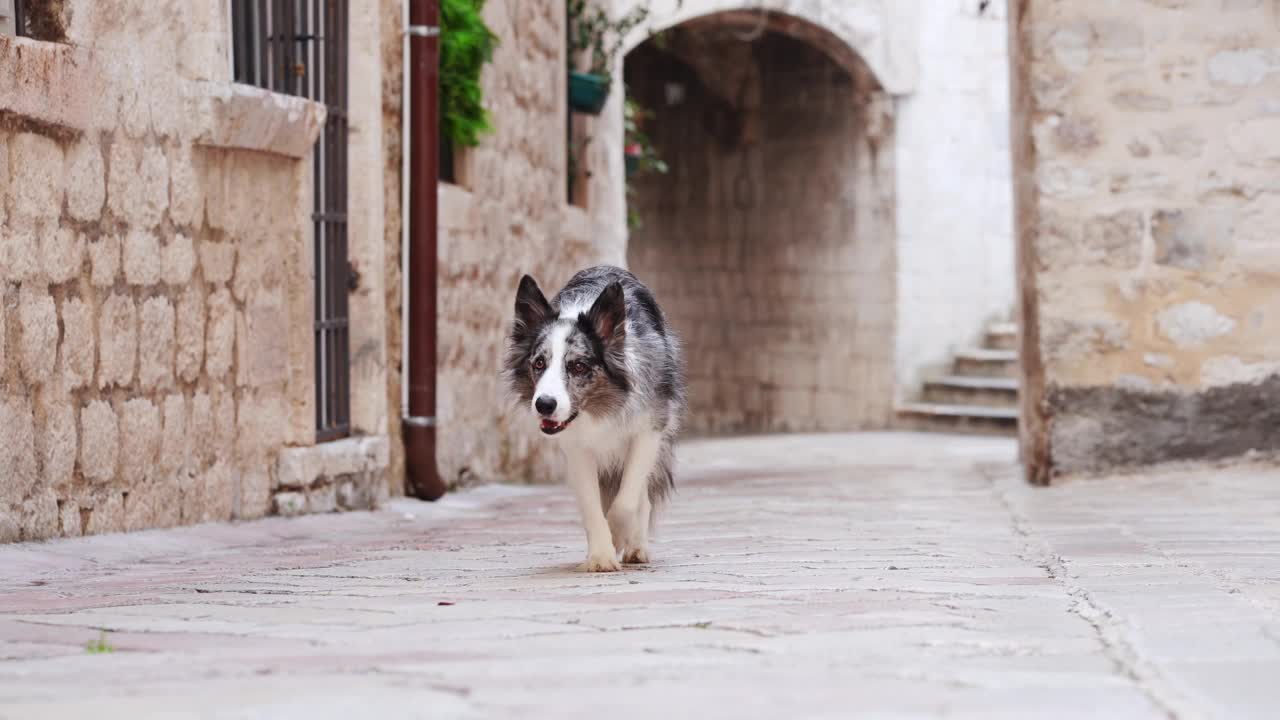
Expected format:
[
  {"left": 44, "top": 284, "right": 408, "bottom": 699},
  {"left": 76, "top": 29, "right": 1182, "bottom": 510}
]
[{"left": 624, "top": 12, "right": 896, "bottom": 435}]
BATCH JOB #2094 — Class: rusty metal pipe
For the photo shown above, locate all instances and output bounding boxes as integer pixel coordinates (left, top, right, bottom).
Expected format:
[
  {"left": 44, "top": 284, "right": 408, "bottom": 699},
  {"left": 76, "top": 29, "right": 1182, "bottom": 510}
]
[{"left": 404, "top": 0, "right": 446, "bottom": 500}]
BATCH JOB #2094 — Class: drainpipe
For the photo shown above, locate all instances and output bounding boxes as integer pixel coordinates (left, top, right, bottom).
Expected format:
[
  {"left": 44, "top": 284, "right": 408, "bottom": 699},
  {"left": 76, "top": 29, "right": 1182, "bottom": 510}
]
[{"left": 403, "top": 0, "right": 446, "bottom": 500}]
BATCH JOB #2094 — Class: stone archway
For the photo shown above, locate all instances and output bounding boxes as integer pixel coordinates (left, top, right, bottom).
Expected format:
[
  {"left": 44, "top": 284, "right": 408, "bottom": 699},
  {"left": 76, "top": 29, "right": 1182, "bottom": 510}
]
[
  {"left": 617, "top": 0, "right": 917, "bottom": 95},
  {"left": 623, "top": 11, "right": 897, "bottom": 435}
]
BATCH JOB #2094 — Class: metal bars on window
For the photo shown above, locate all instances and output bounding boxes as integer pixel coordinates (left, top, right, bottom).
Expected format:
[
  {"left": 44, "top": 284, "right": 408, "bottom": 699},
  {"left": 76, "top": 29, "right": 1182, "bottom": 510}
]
[
  {"left": 312, "top": 0, "right": 351, "bottom": 441},
  {"left": 231, "top": 0, "right": 305, "bottom": 95},
  {"left": 1, "top": 0, "right": 24, "bottom": 37},
  {"left": 230, "top": 0, "right": 351, "bottom": 442}
]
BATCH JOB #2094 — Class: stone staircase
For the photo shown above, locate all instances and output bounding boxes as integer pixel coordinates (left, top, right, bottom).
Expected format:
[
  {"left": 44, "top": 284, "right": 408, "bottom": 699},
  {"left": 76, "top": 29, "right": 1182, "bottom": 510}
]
[{"left": 897, "top": 321, "right": 1019, "bottom": 436}]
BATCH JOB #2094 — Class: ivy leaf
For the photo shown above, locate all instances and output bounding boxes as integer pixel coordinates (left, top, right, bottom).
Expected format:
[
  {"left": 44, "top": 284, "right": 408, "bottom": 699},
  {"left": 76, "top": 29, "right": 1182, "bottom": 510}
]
[{"left": 441, "top": 0, "right": 499, "bottom": 148}]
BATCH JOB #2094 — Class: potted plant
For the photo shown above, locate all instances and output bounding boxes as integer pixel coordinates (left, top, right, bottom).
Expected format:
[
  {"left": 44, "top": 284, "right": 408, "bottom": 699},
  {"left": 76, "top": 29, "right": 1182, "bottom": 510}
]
[
  {"left": 624, "top": 143, "right": 643, "bottom": 177},
  {"left": 567, "top": 0, "right": 650, "bottom": 115},
  {"left": 623, "top": 97, "right": 664, "bottom": 178},
  {"left": 623, "top": 96, "right": 668, "bottom": 228}
]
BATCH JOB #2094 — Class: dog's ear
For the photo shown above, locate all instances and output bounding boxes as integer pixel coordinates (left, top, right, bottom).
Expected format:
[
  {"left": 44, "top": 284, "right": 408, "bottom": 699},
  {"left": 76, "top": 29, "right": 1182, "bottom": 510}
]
[
  {"left": 514, "top": 275, "right": 554, "bottom": 333},
  {"left": 582, "top": 281, "right": 626, "bottom": 347}
]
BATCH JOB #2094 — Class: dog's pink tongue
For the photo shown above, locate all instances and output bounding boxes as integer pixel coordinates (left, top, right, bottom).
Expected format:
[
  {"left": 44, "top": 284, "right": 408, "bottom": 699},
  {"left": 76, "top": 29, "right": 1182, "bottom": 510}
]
[{"left": 540, "top": 419, "right": 559, "bottom": 431}]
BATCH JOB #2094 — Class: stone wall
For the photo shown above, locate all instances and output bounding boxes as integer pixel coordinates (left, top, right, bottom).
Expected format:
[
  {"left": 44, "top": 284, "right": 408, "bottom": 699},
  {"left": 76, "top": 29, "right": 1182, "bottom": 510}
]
[
  {"left": 431, "top": 0, "right": 626, "bottom": 489},
  {"left": 627, "top": 30, "right": 895, "bottom": 434},
  {"left": 1010, "top": 0, "right": 1280, "bottom": 481},
  {"left": 381, "top": 0, "right": 408, "bottom": 496},
  {"left": 0, "top": 0, "right": 388, "bottom": 542}
]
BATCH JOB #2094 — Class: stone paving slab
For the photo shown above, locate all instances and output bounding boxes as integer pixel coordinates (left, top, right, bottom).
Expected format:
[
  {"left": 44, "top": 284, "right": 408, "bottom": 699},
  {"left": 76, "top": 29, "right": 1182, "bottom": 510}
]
[{"left": 0, "top": 433, "right": 1278, "bottom": 719}]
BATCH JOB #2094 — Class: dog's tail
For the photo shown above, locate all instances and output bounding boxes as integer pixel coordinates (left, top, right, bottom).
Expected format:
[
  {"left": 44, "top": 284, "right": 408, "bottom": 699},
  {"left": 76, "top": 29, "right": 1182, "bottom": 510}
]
[{"left": 647, "top": 444, "right": 676, "bottom": 529}]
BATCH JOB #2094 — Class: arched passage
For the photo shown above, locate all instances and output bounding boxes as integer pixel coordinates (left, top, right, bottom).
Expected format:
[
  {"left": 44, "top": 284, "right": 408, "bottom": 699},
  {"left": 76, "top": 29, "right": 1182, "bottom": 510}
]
[
  {"left": 617, "top": 0, "right": 917, "bottom": 95},
  {"left": 624, "top": 13, "right": 897, "bottom": 435}
]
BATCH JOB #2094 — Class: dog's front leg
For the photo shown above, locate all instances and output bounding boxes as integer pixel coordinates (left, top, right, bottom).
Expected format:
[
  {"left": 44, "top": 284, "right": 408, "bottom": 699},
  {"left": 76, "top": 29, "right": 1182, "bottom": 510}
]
[
  {"left": 608, "top": 431, "right": 661, "bottom": 564},
  {"left": 565, "top": 449, "right": 620, "bottom": 572}
]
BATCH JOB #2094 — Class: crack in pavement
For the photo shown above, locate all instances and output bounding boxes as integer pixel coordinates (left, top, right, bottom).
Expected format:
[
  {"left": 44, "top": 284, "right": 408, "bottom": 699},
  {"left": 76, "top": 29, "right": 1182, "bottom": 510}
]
[
  {"left": 980, "top": 466, "right": 1200, "bottom": 720},
  {"left": 588, "top": 621, "right": 777, "bottom": 638}
]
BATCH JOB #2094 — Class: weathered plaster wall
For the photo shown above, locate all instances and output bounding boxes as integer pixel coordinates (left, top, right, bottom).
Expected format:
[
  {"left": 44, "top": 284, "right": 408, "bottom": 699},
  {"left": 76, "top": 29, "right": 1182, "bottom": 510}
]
[
  {"left": 1010, "top": 0, "right": 1280, "bottom": 481},
  {"left": 381, "top": 0, "right": 408, "bottom": 496},
  {"left": 627, "top": 30, "right": 895, "bottom": 434},
  {"left": 431, "top": 0, "right": 626, "bottom": 489},
  {"left": 0, "top": 0, "right": 388, "bottom": 542},
  {"left": 348, "top": 0, "right": 392, "bottom": 443},
  {"left": 894, "top": 0, "right": 1015, "bottom": 393}
]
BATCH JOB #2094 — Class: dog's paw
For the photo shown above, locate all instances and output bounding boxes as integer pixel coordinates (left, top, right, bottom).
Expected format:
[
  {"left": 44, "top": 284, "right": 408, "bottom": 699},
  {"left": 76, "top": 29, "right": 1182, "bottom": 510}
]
[
  {"left": 581, "top": 550, "right": 622, "bottom": 573},
  {"left": 622, "top": 546, "right": 650, "bottom": 564}
]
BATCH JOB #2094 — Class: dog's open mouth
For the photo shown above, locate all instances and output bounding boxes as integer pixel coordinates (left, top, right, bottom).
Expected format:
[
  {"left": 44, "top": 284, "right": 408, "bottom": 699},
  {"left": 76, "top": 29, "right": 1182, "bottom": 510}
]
[{"left": 540, "top": 411, "right": 578, "bottom": 436}]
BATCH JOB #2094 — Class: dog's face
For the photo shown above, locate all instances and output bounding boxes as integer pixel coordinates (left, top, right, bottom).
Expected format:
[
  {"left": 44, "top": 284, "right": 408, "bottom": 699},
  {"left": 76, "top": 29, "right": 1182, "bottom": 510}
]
[{"left": 505, "top": 276, "right": 629, "bottom": 436}]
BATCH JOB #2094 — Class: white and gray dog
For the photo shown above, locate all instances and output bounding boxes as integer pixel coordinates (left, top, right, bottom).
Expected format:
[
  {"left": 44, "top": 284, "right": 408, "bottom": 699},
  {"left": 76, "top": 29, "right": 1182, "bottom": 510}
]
[{"left": 505, "top": 266, "right": 687, "bottom": 571}]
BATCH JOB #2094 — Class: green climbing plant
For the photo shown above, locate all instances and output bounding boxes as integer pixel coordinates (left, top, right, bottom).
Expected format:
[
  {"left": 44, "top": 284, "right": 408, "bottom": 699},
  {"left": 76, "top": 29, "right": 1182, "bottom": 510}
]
[
  {"left": 441, "top": 0, "right": 499, "bottom": 148},
  {"left": 567, "top": 0, "right": 651, "bottom": 80},
  {"left": 625, "top": 98, "right": 667, "bottom": 175},
  {"left": 624, "top": 95, "right": 669, "bottom": 230}
]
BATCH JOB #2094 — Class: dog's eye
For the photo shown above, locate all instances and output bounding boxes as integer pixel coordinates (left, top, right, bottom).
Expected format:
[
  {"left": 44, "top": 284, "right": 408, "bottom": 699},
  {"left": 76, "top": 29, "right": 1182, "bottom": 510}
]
[
  {"left": 568, "top": 361, "right": 588, "bottom": 376},
  {"left": 533, "top": 358, "right": 546, "bottom": 371}
]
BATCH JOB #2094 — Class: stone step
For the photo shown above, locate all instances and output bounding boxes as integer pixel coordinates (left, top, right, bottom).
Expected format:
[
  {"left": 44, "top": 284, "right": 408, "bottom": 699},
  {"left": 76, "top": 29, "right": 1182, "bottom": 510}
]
[
  {"left": 954, "top": 348, "right": 1019, "bottom": 378},
  {"left": 922, "top": 375, "right": 1019, "bottom": 407},
  {"left": 896, "top": 402, "right": 1018, "bottom": 437},
  {"left": 984, "top": 322, "right": 1018, "bottom": 351}
]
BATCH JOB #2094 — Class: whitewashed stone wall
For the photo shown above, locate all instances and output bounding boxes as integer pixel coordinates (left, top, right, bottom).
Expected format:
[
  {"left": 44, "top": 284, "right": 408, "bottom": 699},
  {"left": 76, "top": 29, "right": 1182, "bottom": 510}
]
[
  {"left": 1011, "top": 0, "right": 1280, "bottom": 480},
  {"left": 894, "top": 0, "right": 1015, "bottom": 391}
]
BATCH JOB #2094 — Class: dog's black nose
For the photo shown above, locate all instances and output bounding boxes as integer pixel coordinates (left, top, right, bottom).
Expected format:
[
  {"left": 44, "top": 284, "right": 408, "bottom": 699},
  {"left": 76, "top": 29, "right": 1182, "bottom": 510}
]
[{"left": 535, "top": 396, "right": 557, "bottom": 416}]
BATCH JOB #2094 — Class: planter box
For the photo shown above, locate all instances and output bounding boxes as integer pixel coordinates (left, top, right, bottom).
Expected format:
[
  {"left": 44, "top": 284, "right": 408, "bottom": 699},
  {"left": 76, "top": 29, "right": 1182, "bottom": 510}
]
[{"left": 569, "top": 71, "right": 610, "bottom": 115}]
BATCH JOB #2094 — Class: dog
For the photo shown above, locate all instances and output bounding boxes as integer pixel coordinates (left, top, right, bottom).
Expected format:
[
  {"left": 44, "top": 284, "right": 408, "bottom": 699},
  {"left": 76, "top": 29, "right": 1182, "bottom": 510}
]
[{"left": 505, "top": 266, "right": 687, "bottom": 572}]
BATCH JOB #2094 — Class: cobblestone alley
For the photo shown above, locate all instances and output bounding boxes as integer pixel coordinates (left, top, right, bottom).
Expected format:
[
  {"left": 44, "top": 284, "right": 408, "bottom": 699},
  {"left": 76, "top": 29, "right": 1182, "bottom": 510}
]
[{"left": 1, "top": 434, "right": 1277, "bottom": 719}]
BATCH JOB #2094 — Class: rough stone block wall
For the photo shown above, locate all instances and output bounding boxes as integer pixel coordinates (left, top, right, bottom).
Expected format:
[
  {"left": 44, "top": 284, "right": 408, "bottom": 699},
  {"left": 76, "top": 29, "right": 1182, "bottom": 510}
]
[
  {"left": 1, "top": 141, "right": 290, "bottom": 539},
  {"left": 275, "top": 436, "right": 391, "bottom": 515},
  {"left": 0, "top": 1, "right": 375, "bottom": 541},
  {"left": 627, "top": 30, "right": 896, "bottom": 435},
  {"left": 1010, "top": 0, "right": 1280, "bottom": 481},
  {"left": 430, "top": 0, "right": 625, "bottom": 489}
]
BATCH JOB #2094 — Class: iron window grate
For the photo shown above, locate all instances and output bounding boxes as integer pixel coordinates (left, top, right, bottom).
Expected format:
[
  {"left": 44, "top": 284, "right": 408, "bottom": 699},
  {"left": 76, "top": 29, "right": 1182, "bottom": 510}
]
[
  {"left": 3, "top": 0, "right": 25, "bottom": 37},
  {"left": 230, "top": 0, "right": 351, "bottom": 442}
]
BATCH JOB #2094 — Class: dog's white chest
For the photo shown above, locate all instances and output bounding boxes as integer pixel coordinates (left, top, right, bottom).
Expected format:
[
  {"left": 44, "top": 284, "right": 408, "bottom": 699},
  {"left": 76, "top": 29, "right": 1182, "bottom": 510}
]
[{"left": 562, "top": 412, "right": 642, "bottom": 467}]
